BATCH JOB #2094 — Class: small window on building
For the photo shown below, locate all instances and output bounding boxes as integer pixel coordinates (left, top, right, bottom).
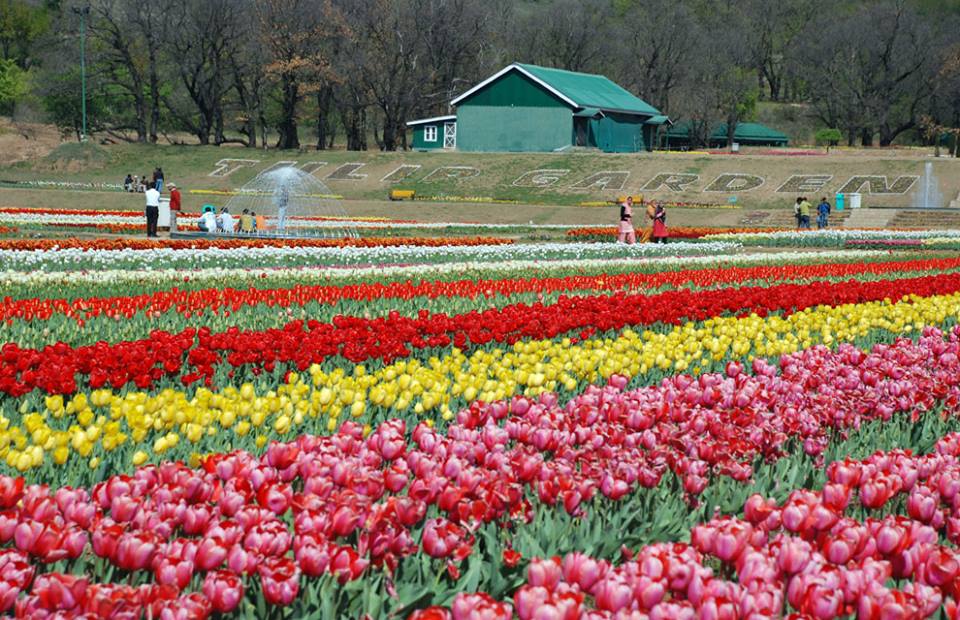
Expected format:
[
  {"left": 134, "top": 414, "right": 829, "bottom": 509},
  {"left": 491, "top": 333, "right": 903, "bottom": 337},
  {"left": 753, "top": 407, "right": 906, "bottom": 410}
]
[{"left": 424, "top": 126, "right": 438, "bottom": 142}]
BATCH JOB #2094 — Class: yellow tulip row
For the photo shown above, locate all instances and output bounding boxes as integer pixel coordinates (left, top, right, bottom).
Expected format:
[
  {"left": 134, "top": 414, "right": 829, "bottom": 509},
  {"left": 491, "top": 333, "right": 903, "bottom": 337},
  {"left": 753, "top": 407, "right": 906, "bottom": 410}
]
[{"left": 2, "top": 290, "right": 958, "bottom": 473}]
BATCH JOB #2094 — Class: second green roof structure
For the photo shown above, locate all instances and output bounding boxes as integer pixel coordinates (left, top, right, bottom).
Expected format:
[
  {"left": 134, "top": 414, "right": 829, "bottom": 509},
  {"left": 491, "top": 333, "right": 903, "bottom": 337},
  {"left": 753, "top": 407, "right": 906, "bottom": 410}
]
[
  {"left": 443, "top": 63, "right": 664, "bottom": 153},
  {"left": 665, "top": 121, "right": 789, "bottom": 148}
]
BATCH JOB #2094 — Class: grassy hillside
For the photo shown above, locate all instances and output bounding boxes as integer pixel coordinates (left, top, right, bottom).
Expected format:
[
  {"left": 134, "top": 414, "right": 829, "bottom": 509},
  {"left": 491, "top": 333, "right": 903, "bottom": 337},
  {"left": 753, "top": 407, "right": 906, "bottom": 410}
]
[{"left": 0, "top": 142, "right": 952, "bottom": 216}]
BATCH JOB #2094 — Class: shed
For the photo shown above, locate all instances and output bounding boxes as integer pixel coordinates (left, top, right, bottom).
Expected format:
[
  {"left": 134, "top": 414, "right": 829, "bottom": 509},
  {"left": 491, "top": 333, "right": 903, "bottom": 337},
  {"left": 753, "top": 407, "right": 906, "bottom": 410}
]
[
  {"left": 448, "top": 63, "right": 663, "bottom": 153},
  {"left": 406, "top": 115, "right": 457, "bottom": 151},
  {"left": 664, "top": 121, "right": 789, "bottom": 149},
  {"left": 710, "top": 122, "right": 789, "bottom": 147}
]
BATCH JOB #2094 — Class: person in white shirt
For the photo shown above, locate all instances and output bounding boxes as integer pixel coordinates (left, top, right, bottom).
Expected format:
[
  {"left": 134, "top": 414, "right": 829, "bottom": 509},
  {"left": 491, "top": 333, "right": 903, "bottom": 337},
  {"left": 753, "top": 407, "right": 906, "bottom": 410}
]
[
  {"left": 144, "top": 182, "right": 161, "bottom": 237},
  {"left": 218, "top": 207, "right": 235, "bottom": 233},
  {"left": 198, "top": 207, "right": 216, "bottom": 233}
]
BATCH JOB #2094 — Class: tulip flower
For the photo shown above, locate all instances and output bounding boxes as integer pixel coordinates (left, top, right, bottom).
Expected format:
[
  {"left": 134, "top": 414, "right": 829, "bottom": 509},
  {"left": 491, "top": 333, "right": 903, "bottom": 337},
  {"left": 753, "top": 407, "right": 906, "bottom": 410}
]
[
  {"left": 203, "top": 570, "right": 244, "bottom": 613},
  {"left": 259, "top": 557, "right": 300, "bottom": 607}
]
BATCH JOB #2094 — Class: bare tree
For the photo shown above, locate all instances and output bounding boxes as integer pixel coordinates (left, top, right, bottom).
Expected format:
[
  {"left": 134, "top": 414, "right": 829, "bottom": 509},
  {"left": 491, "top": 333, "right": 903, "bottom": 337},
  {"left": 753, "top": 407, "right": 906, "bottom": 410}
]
[
  {"left": 508, "top": 0, "right": 613, "bottom": 73},
  {"left": 796, "top": 0, "right": 941, "bottom": 146},
  {"left": 256, "top": 0, "right": 345, "bottom": 150},
  {"left": 85, "top": 0, "right": 156, "bottom": 142},
  {"left": 162, "top": 0, "right": 244, "bottom": 145},
  {"left": 612, "top": 0, "right": 699, "bottom": 114}
]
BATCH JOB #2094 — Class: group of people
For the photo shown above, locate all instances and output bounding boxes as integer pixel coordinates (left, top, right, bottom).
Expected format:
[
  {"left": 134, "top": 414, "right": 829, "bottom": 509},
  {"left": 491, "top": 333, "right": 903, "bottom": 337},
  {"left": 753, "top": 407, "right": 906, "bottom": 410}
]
[
  {"left": 197, "top": 206, "right": 265, "bottom": 234},
  {"left": 125, "top": 168, "right": 165, "bottom": 194},
  {"left": 143, "top": 172, "right": 181, "bottom": 238},
  {"left": 794, "top": 196, "right": 832, "bottom": 229},
  {"left": 616, "top": 195, "right": 668, "bottom": 244}
]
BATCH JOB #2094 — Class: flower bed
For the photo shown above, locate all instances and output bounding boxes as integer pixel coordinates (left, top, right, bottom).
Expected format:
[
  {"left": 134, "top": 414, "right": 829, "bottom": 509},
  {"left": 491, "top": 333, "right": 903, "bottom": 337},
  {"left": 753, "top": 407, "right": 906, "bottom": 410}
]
[
  {"left": 7, "top": 270, "right": 960, "bottom": 397},
  {"left": 1, "top": 330, "right": 960, "bottom": 616},
  {"left": 2, "top": 234, "right": 960, "bottom": 616}
]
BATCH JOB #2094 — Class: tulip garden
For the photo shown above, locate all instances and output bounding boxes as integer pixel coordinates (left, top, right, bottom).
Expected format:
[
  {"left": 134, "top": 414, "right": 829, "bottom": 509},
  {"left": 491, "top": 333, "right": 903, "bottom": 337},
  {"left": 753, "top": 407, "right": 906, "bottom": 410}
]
[{"left": 8, "top": 234, "right": 960, "bottom": 619}]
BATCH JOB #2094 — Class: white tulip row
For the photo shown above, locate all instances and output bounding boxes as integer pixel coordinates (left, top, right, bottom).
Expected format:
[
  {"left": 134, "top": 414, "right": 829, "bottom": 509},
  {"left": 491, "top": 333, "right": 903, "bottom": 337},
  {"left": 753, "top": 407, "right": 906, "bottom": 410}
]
[
  {"left": 0, "top": 249, "right": 886, "bottom": 289},
  {"left": 0, "top": 241, "right": 741, "bottom": 272}
]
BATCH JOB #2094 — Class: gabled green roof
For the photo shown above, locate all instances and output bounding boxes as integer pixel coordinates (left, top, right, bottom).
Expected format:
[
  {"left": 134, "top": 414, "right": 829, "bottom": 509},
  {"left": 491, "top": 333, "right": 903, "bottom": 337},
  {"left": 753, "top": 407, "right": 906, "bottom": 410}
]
[
  {"left": 667, "top": 121, "right": 788, "bottom": 143},
  {"left": 451, "top": 63, "right": 661, "bottom": 117},
  {"left": 712, "top": 122, "right": 788, "bottom": 142}
]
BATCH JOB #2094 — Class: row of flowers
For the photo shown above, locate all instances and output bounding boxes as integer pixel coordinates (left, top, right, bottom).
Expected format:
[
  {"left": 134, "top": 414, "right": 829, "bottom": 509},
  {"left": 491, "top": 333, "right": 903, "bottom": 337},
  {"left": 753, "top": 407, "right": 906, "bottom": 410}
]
[
  {"left": 701, "top": 229, "right": 960, "bottom": 247},
  {"left": 7, "top": 269, "right": 960, "bottom": 397},
  {"left": 0, "top": 329, "right": 959, "bottom": 615},
  {"left": 0, "top": 241, "right": 738, "bottom": 273},
  {"left": 3, "top": 285, "right": 960, "bottom": 476},
  {"left": 0, "top": 250, "right": 891, "bottom": 295},
  {"left": 7, "top": 255, "right": 960, "bottom": 326}
]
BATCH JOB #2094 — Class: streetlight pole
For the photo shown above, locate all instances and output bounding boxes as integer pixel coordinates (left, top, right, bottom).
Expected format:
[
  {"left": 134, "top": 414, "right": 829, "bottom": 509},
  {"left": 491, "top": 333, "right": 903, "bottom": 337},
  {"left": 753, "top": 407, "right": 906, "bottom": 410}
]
[{"left": 72, "top": 6, "right": 91, "bottom": 142}]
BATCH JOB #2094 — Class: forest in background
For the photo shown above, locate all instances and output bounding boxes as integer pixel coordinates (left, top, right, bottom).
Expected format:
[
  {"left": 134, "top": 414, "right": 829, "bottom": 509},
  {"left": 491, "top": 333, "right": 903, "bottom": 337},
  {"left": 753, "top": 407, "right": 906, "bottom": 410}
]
[{"left": 2, "top": 0, "right": 959, "bottom": 151}]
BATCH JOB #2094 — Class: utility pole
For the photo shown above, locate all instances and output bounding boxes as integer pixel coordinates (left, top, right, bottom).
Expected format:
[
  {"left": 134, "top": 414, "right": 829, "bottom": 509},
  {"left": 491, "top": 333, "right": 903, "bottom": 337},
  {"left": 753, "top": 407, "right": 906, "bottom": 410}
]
[{"left": 72, "top": 5, "right": 91, "bottom": 142}]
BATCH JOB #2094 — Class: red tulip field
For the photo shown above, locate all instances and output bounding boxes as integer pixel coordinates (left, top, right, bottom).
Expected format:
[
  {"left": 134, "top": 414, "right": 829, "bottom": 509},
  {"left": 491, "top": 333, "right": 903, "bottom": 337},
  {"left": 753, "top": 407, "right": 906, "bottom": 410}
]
[{"left": 5, "top": 237, "right": 960, "bottom": 618}]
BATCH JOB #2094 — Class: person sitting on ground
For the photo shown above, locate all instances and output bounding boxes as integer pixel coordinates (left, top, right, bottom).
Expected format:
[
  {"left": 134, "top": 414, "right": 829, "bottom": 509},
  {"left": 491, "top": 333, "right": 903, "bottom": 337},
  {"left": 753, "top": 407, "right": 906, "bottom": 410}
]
[
  {"left": 254, "top": 212, "right": 266, "bottom": 231},
  {"left": 124, "top": 174, "right": 134, "bottom": 192},
  {"left": 239, "top": 209, "right": 254, "bottom": 233},
  {"left": 218, "top": 207, "right": 235, "bottom": 233},
  {"left": 138, "top": 174, "right": 149, "bottom": 193},
  {"left": 198, "top": 205, "right": 217, "bottom": 233}
]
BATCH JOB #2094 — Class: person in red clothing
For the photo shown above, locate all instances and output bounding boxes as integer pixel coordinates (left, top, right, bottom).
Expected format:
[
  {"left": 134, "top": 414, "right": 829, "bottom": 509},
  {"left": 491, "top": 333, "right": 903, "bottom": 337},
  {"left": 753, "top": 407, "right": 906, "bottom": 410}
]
[{"left": 168, "top": 183, "right": 182, "bottom": 234}]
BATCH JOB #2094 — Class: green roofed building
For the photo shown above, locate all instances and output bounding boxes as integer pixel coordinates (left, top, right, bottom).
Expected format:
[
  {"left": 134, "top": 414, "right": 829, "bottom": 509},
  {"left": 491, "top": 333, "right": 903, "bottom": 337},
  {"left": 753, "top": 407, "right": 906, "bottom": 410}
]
[
  {"left": 406, "top": 63, "right": 665, "bottom": 153},
  {"left": 664, "top": 121, "right": 789, "bottom": 149}
]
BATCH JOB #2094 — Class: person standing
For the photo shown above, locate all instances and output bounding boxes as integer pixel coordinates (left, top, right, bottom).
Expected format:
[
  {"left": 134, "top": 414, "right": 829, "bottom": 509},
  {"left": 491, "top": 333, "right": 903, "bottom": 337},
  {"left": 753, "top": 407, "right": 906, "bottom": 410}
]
[
  {"left": 794, "top": 197, "right": 803, "bottom": 229},
  {"left": 817, "top": 196, "right": 831, "bottom": 229},
  {"left": 617, "top": 195, "right": 636, "bottom": 244},
  {"left": 799, "top": 196, "right": 812, "bottom": 229},
  {"left": 144, "top": 182, "right": 161, "bottom": 238},
  {"left": 168, "top": 183, "right": 182, "bottom": 233},
  {"left": 651, "top": 201, "right": 668, "bottom": 243},
  {"left": 153, "top": 167, "right": 165, "bottom": 193}
]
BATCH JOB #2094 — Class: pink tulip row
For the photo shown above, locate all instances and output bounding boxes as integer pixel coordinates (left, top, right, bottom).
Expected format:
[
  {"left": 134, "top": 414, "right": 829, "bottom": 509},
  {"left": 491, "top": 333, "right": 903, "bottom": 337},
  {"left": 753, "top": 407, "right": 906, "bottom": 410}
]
[
  {"left": 415, "top": 431, "right": 960, "bottom": 619},
  {"left": 2, "top": 328, "right": 960, "bottom": 617}
]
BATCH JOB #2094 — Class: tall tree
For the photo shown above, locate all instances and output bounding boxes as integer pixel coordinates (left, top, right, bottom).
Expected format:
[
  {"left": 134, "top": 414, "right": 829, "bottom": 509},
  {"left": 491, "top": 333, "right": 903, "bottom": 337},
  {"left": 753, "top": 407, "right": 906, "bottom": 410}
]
[
  {"left": 796, "top": 0, "right": 942, "bottom": 146},
  {"left": 508, "top": 0, "right": 613, "bottom": 72},
  {"left": 612, "top": 0, "right": 699, "bottom": 114},
  {"left": 162, "top": 0, "right": 243, "bottom": 145},
  {"left": 257, "top": 0, "right": 345, "bottom": 150}
]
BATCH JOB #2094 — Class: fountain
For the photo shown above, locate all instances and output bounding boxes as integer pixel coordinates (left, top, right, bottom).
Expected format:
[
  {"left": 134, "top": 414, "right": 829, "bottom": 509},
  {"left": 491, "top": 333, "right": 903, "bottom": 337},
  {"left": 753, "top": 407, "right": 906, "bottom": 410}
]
[
  {"left": 222, "top": 166, "right": 358, "bottom": 238},
  {"left": 911, "top": 162, "right": 944, "bottom": 210}
]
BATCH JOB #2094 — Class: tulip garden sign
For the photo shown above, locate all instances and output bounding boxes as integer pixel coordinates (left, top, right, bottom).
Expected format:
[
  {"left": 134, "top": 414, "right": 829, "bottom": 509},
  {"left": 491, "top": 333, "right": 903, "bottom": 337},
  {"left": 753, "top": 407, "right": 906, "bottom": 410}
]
[{"left": 208, "top": 159, "right": 922, "bottom": 197}]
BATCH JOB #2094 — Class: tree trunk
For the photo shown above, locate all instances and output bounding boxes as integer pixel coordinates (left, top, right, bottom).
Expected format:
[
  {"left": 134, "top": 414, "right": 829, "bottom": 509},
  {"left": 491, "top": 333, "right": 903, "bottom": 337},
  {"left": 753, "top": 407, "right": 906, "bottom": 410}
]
[
  {"left": 344, "top": 105, "right": 367, "bottom": 151},
  {"left": 316, "top": 87, "right": 334, "bottom": 151},
  {"left": 381, "top": 118, "right": 397, "bottom": 151},
  {"left": 148, "top": 47, "right": 160, "bottom": 144},
  {"left": 134, "top": 92, "right": 148, "bottom": 143},
  {"left": 276, "top": 73, "right": 300, "bottom": 150},
  {"left": 726, "top": 111, "right": 737, "bottom": 151},
  {"left": 847, "top": 128, "right": 856, "bottom": 147},
  {"left": 214, "top": 103, "right": 225, "bottom": 145},
  {"left": 768, "top": 73, "right": 781, "bottom": 102}
]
